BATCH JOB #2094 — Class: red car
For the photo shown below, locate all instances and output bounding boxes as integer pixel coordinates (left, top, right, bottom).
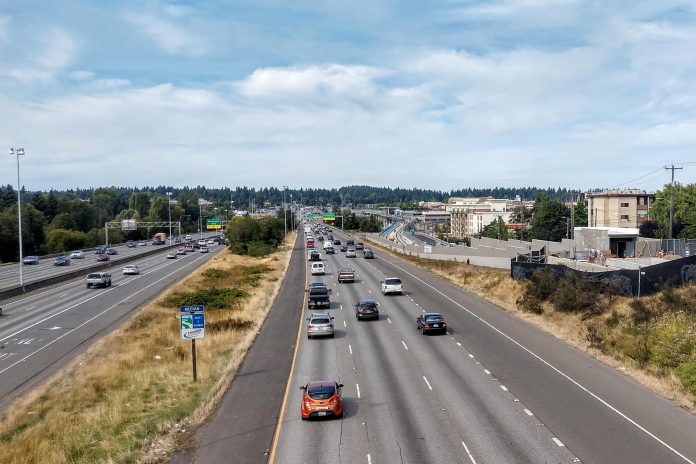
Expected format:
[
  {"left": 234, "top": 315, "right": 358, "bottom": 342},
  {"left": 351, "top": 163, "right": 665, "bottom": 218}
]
[
  {"left": 306, "top": 240, "right": 315, "bottom": 248},
  {"left": 300, "top": 381, "right": 344, "bottom": 420}
]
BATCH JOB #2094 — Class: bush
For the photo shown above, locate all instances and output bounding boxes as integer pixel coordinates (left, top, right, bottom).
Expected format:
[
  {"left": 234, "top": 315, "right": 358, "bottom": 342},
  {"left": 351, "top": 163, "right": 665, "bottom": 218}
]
[
  {"left": 162, "top": 287, "right": 247, "bottom": 310},
  {"left": 201, "top": 268, "right": 228, "bottom": 280},
  {"left": 207, "top": 318, "right": 254, "bottom": 332},
  {"left": 43, "top": 228, "right": 87, "bottom": 254},
  {"left": 676, "top": 362, "right": 696, "bottom": 396},
  {"left": 516, "top": 293, "right": 544, "bottom": 314},
  {"left": 549, "top": 274, "right": 600, "bottom": 315},
  {"left": 525, "top": 268, "right": 556, "bottom": 301},
  {"left": 225, "top": 215, "right": 284, "bottom": 257}
]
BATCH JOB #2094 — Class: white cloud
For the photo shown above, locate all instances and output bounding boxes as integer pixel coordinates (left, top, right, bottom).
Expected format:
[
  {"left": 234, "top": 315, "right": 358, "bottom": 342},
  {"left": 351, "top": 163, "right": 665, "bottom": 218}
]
[
  {"left": 68, "top": 70, "right": 96, "bottom": 81},
  {"left": 0, "top": 27, "right": 77, "bottom": 83},
  {"left": 123, "top": 11, "right": 209, "bottom": 56},
  {"left": 0, "top": 16, "right": 9, "bottom": 42}
]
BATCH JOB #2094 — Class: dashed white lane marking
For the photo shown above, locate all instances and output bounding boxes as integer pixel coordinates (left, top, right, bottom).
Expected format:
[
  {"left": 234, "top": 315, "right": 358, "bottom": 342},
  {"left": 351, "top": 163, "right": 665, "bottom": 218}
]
[
  {"left": 500, "top": 385, "right": 508, "bottom": 391},
  {"left": 340, "top": 305, "right": 343, "bottom": 310},
  {"left": 423, "top": 376, "right": 433, "bottom": 390},
  {"left": 349, "top": 344, "right": 353, "bottom": 355},
  {"left": 25, "top": 305, "right": 36, "bottom": 311},
  {"left": 387, "top": 317, "right": 392, "bottom": 324},
  {"left": 484, "top": 369, "right": 491, "bottom": 375},
  {"left": 468, "top": 354, "right": 475, "bottom": 358},
  {"left": 343, "top": 320, "right": 347, "bottom": 327},
  {"left": 553, "top": 437, "right": 565, "bottom": 447},
  {"left": 356, "top": 383, "right": 361, "bottom": 398},
  {"left": 368, "top": 289, "right": 372, "bottom": 294},
  {"left": 461, "top": 441, "right": 478, "bottom": 464},
  {"left": 367, "top": 453, "right": 372, "bottom": 464},
  {"left": 456, "top": 342, "right": 462, "bottom": 347},
  {"left": 59, "top": 293, "right": 68, "bottom": 298},
  {"left": 401, "top": 340, "right": 408, "bottom": 350},
  {"left": 524, "top": 409, "right": 534, "bottom": 416},
  {"left": 379, "top": 258, "right": 695, "bottom": 464}
]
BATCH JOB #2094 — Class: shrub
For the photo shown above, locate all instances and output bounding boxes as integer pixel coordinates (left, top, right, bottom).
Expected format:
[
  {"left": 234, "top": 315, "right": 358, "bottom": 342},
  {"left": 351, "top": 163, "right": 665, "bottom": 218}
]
[
  {"left": 161, "top": 287, "right": 247, "bottom": 310},
  {"left": 207, "top": 318, "right": 254, "bottom": 332},
  {"left": 646, "top": 313, "right": 696, "bottom": 369},
  {"left": 201, "top": 268, "right": 228, "bottom": 280},
  {"left": 549, "top": 274, "right": 600, "bottom": 315},
  {"left": 615, "top": 325, "right": 651, "bottom": 366},
  {"left": 525, "top": 268, "right": 556, "bottom": 301},
  {"left": 675, "top": 362, "right": 696, "bottom": 396},
  {"left": 516, "top": 293, "right": 544, "bottom": 314}
]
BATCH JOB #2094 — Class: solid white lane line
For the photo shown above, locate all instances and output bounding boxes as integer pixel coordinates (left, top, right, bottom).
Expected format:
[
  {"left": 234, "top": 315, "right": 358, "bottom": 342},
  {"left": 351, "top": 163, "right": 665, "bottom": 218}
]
[
  {"left": 500, "top": 385, "right": 508, "bottom": 391},
  {"left": 461, "top": 441, "right": 478, "bottom": 464},
  {"left": 553, "top": 437, "right": 565, "bottom": 447},
  {"left": 423, "top": 376, "right": 433, "bottom": 390},
  {"left": 356, "top": 383, "right": 361, "bottom": 398},
  {"left": 401, "top": 340, "right": 408, "bottom": 350},
  {"left": 349, "top": 344, "right": 353, "bottom": 355},
  {"left": 524, "top": 409, "right": 534, "bottom": 416},
  {"left": 367, "top": 453, "right": 372, "bottom": 464},
  {"left": 0, "top": 254, "right": 211, "bottom": 375},
  {"left": 380, "top": 257, "right": 695, "bottom": 464}
]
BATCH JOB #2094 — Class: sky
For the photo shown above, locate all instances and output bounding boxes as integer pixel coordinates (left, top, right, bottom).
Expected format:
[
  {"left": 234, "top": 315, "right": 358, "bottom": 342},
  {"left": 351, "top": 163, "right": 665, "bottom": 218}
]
[{"left": 1, "top": 0, "right": 695, "bottom": 192}]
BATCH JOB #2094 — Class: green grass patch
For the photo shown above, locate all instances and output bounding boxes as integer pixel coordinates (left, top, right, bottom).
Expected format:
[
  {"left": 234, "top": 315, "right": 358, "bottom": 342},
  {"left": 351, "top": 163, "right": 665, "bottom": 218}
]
[{"left": 161, "top": 286, "right": 247, "bottom": 310}]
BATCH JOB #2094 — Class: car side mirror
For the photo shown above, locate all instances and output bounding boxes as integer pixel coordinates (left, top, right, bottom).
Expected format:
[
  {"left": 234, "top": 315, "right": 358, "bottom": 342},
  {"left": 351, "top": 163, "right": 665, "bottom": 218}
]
[
  {"left": 306, "top": 318, "right": 310, "bottom": 321},
  {"left": 299, "top": 386, "right": 306, "bottom": 390},
  {"left": 305, "top": 288, "right": 309, "bottom": 292},
  {"left": 380, "top": 280, "right": 384, "bottom": 283},
  {"left": 331, "top": 316, "right": 335, "bottom": 320},
  {"left": 337, "top": 383, "right": 344, "bottom": 388}
]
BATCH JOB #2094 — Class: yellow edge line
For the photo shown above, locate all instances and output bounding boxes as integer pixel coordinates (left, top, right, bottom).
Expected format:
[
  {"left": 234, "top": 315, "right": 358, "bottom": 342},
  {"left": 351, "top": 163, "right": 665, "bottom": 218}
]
[{"left": 268, "top": 239, "right": 307, "bottom": 463}]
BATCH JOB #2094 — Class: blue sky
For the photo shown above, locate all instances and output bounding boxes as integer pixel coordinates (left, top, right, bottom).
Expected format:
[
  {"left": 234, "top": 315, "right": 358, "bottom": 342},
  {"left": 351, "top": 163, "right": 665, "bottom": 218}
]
[{"left": 1, "top": 0, "right": 695, "bottom": 192}]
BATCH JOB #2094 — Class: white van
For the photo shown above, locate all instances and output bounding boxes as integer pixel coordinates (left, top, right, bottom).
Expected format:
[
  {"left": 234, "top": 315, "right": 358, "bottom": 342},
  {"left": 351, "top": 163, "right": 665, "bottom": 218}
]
[
  {"left": 311, "top": 262, "right": 325, "bottom": 276},
  {"left": 323, "top": 241, "right": 334, "bottom": 250}
]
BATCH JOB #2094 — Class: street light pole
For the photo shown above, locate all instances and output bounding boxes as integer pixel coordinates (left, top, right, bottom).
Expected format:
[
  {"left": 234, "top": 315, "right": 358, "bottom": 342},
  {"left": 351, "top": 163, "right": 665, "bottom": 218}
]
[
  {"left": 9, "top": 148, "right": 25, "bottom": 289},
  {"left": 283, "top": 185, "right": 288, "bottom": 251},
  {"left": 166, "top": 191, "right": 173, "bottom": 245},
  {"left": 199, "top": 201, "right": 203, "bottom": 239}
]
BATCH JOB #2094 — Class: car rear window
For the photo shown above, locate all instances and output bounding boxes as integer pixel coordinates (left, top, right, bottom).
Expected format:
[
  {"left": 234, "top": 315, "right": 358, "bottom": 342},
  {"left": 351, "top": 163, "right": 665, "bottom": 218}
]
[
  {"left": 311, "top": 317, "right": 331, "bottom": 324},
  {"left": 87, "top": 273, "right": 102, "bottom": 279},
  {"left": 425, "top": 315, "right": 444, "bottom": 322},
  {"left": 309, "top": 288, "right": 328, "bottom": 295},
  {"left": 307, "top": 385, "right": 335, "bottom": 400},
  {"left": 385, "top": 278, "right": 402, "bottom": 285},
  {"left": 359, "top": 301, "right": 378, "bottom": 309}
]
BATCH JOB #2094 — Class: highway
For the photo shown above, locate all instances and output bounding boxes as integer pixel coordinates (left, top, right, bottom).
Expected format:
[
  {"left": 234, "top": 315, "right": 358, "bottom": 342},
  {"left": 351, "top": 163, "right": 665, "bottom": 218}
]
[
  {"left": 0, "top": 233, "right": 218, "bottom": 293},
  {"left": 0, "top": 243, "right": 222, "bottom": 411},
  {"left": 269, "top": 226, "right": 696, "bottom": 464}
]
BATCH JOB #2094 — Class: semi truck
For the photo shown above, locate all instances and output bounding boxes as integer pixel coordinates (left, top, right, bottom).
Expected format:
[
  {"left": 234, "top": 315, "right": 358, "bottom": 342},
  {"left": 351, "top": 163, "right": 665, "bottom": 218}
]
[{"left": 152, "top": 232, "right": 167, "bottom": 244}]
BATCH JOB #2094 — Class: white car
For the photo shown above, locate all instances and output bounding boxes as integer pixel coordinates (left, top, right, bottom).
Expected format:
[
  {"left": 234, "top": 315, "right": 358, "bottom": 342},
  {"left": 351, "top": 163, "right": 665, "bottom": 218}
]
[
  {"left": 381, "top": 277, "right": 403, "bottom": 295},
  {"left": 346, "top": 248, "right": 356, "bottom": 258},
  {"left": 200, "top": 245, "right": 209, "bottom": 253},
  {"left": 185, "top": 234, "right": 192, "bottom": 240},
  {"left": 207, "top": 239, "right": 215, "bottom": 245},
  {"left": 311, "top": 262, "right": 325, "bottom": 275},
  {"left": 70, "top": 250, "right": 85, "bottom": 259},
  {"left": 123, "top": 265, "right": 140, "bottom": 275}
]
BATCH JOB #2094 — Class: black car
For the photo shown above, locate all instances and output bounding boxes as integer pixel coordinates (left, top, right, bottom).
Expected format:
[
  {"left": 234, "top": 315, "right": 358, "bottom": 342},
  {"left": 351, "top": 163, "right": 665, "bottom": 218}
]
[
  {"left": 416, "top": 313, "right": 447, "bottom": 335},
  {"left": 53, "top": 256, "right": 70, "bottom": 266},
  {"left": 23, "top": 256, "right": 40, "bottom": 265},
  {"left": 340, "top": 245, "right": 348, "bottom": 252},
  {"left": 95, "top": 246, "right": 106, "bottom": 255},
  {"left": 346, "top": 240, "right": 355, "bottom": 246},
  {"left": 363, "top": 249, "right": 374, "bottom": 259},
  {"left": 307, "top": 282, "right": 331, "bottom": 293},
  {"left": 107, "top": 248, "right": 118, "bottom": 255},
  {"left": 355, "top": 300, "right": 379, "bottom": 320},
  {"left": 334, "top": 240, "right": 341, "bottom": 245}
]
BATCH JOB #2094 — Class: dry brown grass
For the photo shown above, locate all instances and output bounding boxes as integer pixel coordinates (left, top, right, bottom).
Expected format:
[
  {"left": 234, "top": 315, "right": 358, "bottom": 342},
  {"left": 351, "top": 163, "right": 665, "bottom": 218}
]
[
  {"left": 367, "top": 239, "right": 696, "bottom": 411},
  {"left": 0, "top": 233, "right": 296, "bottom": 464}
]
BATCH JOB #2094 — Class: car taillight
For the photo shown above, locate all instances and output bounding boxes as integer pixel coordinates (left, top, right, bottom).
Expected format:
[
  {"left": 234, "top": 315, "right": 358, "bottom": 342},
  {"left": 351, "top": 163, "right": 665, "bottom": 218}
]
[
  {"left": 442, "top": 323, "right": 447, "bottom": 327},
  {"left": 308, "top": 325, "right": 316, "bottom": 329},
  {"left": 424, "top": 324, "right": 430, "bottom": 328}
]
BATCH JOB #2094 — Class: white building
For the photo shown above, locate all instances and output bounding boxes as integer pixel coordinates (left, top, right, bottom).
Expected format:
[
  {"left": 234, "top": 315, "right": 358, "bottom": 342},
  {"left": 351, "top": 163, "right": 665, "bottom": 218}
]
[{"left": 446, "top": 197, "right": 520, "bottom": 238}]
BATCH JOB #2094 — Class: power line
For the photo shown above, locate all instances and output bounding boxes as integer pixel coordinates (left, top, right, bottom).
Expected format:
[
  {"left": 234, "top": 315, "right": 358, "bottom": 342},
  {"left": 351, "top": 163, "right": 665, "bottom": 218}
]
[{"left": 610, "top": 167, "right": 664, "bottom": 189}]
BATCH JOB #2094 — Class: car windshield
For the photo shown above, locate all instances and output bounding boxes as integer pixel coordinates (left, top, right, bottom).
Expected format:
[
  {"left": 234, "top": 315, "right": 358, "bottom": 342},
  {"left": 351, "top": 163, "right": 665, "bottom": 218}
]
[
  {"left": 307, "top": 385, "right": 335, "bottom": 400},
  {"left": 425, "top": 315, "right": 444, "bottom": 322},
  {"left": 311, "top": 317, "right": 331, "bottom": 324},
  {"left": 385, "top": 278, "right": 402, "bottom": 285}
]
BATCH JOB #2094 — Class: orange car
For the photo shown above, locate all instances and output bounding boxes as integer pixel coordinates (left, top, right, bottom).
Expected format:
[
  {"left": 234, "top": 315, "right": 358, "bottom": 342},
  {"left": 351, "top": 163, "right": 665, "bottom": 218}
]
[{"left": 300, "top": 381, "right": 344, "bottom": 420}]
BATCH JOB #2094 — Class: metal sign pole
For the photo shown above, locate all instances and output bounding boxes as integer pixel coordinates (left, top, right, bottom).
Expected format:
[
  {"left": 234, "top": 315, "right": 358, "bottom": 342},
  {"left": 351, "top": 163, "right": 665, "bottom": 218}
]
[{"left": 192, "top": 339, "right": 197, "bottom": 382}]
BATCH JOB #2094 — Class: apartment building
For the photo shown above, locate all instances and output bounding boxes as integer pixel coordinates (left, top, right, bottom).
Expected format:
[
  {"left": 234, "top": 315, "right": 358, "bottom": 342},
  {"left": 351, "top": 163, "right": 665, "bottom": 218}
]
[
  {"left": 586, "top": 189, "right": 655, "bottom": 228},
  {"left": 447, "top": 197, "right": 521, "bottom": 237}
]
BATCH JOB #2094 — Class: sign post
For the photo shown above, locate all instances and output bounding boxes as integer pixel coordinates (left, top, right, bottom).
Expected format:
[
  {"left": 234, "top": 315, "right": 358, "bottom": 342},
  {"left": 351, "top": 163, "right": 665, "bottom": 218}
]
[{"left": 180, "top": 305, "right": 205, "bottom": 381}]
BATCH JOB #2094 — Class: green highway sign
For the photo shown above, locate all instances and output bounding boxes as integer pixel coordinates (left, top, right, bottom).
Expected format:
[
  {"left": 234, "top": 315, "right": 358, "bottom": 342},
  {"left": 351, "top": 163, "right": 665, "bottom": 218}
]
[
  {"left": 322, "top": 213, "right": 336, "bottom": 219},
  {"left": 206, "top": 219, "right": 222, "bottom": 230}
]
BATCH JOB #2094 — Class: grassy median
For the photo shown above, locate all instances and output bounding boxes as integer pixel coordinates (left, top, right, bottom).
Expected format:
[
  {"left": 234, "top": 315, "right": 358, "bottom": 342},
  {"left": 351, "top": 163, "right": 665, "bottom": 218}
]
[
  {"left": 366, "top": 238, "right": 696, "bottom": 410},
  {"left": 0, "top": 234, "right": 295, "bottom": 464}
]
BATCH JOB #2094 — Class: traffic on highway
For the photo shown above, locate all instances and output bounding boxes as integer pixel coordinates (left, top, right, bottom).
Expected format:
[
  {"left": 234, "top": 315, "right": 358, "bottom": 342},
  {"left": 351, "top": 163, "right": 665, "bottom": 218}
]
[{"left": 268, "top": 222, "right": 696, "bottom": 464}]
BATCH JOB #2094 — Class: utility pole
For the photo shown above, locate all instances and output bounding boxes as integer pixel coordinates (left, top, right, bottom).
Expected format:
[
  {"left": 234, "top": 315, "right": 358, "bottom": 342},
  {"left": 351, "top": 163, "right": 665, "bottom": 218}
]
[{"left": 664, "top": 165, "right": 683, "bottom": 239}]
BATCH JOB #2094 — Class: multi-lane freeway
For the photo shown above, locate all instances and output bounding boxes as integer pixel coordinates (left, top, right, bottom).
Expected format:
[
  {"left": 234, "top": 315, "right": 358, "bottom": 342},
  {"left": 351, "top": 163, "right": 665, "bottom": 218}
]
[
  {"left": 0, "top": 242, "right": 222, "bottom": 411},
  {"left": 269, "top": 226, "right": 696, "bottom": 464}
]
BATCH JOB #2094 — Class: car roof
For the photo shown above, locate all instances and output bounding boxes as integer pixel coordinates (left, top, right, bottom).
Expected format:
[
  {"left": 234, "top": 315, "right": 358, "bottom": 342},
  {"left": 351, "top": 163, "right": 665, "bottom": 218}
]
[
  {"left": 310, "top": 312, "right": 331, "bottom": 318},
  {"left": 423, "top": 312, "right": 443, "bottom": 317}
]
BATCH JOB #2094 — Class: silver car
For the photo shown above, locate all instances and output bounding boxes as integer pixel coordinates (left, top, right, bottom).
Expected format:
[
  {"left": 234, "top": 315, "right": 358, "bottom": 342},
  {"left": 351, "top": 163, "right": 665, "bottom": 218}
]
[
  {"left": 346, "top": 248, "right": 356, "bottom": 258},
  {"left": 307, "top": 313, "right": 335, "bottom": 339}
]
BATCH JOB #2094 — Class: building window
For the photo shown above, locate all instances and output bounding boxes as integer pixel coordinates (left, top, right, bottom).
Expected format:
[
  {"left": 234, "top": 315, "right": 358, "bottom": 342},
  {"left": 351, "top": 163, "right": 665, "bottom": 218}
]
[
  {"left": 620, "top": 202, "right": 629, "bottom": 207},
  {"left": 637, "top": 210, "right": 648, "bottom": 217},
  {"left": 620, "top": 215, "right": 629, "bottom": 220}
]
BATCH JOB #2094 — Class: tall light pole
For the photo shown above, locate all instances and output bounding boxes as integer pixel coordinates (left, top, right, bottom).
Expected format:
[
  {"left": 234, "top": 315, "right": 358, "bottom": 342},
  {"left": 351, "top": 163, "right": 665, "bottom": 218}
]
[
  {"left": 9, "top": 148, "right": 25, "bottom": 289},
  {"left": 166, "top": 192, "right": 173, "bottom": 245},
  {"left": 198, "top": 199, "right": 204, "bottom": 238},
  {"left": 290, "top": 193, "right": 293, "bottom": 232},
  {"left": 283, "top": 185, "right": 288, "bottom": 251}
]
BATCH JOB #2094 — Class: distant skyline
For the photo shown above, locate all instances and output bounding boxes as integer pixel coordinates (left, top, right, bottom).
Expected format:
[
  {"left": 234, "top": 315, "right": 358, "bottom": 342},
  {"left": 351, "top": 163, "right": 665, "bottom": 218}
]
[{"left": 1, "top": 1, "right": 695, "bottom": 191}]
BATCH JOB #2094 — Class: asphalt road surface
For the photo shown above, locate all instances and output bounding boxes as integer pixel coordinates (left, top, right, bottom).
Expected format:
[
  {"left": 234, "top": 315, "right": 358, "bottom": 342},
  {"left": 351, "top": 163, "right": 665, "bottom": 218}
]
[
  {"left": 267, "top": 226, "right": 696, "bottom": 464},
  {"left": 0, "top": 243, "right": 222, "bottom": 411},
  {"left": 0, "top": 233, "right": 220, "bottom": 292}
]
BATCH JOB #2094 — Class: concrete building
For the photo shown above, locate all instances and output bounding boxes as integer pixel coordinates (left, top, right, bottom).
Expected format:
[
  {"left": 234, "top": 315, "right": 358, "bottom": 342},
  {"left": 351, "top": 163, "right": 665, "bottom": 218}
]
[
  {"left": 586, "top": 189, "right": 655, "bottom": 228},
  {"left": 447, "top": 197, "right": 520, "bottom": 238}
]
